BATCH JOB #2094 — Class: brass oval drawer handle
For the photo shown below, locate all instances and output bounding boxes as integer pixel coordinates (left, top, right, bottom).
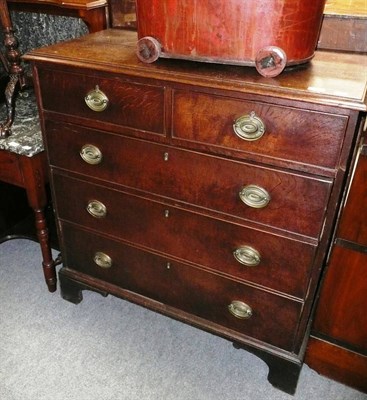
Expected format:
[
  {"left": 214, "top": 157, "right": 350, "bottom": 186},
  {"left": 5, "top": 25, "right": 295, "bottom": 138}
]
[
  {"left": 85, "top": 85, "right": 109, "bottom": 112},
  {"left": 233, "top": 112, "right": 266, "bottom": 141},
  {"left": 239, "top": 185, "right": 270, "bottom": 209},
  {"left": 87, "top": 200, "right": 107, "bottom": 218},
  {"left": 80, "top": 144, "right": 103, "bottom": 165},
  {"left": 93, "top": 252, "right": 112, "bottom": 269},
  {"left": 233, "top": 246, "right": 261, "bottom": 267},
  {"left": 228, "top": 300, "right": 253, "bottom": 319}
]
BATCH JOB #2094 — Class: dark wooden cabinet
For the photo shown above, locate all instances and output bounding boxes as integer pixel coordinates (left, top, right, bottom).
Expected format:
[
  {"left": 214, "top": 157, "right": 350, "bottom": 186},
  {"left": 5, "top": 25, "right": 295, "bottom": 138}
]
[
  {"left": 25, "top": 29, "right": 367, "bottom": 395},
  {"left": 305, "top": 135, "right": 367, "bottom": 393},
  {"left": 304, "top": 0, "right": 367, "bottom": 390}
]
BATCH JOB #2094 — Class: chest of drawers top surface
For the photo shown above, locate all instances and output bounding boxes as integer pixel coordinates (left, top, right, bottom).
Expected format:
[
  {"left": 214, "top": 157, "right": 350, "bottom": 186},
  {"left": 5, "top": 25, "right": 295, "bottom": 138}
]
[{"left": 25, "top": 29, "right": 367, "bottom": 111}]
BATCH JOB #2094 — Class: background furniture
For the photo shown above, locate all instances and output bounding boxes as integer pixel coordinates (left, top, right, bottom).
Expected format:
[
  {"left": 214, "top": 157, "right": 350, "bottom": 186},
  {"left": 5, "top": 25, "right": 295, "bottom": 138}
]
[
  {"left": 318, "top": 0, "right": 367, "bottom": 53},
  {"left": 26, "top": 29, "right": 366, "bottom": 394},
  {"left": 8, "top": 0, "right": 108, "bottom": 33},
  {"left": 109, "top": 0, "right": 135, "bottom": 29},
  {"left": 304, "top": 0, "right": 367, "bottom": 393},
  {"left": 305, "top": 135, "right": 367, "bottom": 393}
]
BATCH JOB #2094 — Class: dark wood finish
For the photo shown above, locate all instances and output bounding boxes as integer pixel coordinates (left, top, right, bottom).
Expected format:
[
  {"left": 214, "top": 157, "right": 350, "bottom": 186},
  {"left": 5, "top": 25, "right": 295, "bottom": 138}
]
[
  {"left": 312, "top": 247, "right": 367, "bottom": 352},
  {"left": 306, "top": 337, "right": 367, "bottom": 393},
  {"left": 46, "top": 122, "right": 332, "bottom": 238},
  {"left": 61, "top": 223, "right": 303, "bottom": 351},
  {"left": 306, "top": 136, "right": 367, "bottom": 393},
  {"left": 26, "top": 29, "right": 367, "bottom": 394},
  {"left": 172, "top": 89, "right": 348, "bottom": 175},
  {"left": 7, "top": 0, "right": 108, "bottom": 33},
  {"left": 305, "top": 0, "right": 367, "bottom": 393},
  {"left": 24, "top": 30, "right": 367, "bottom": 109},
  {"left": 38, "top": 69, "right": 165, "bottom": 134},
  {"left": 53, "top": 172, "right": 316, "bottom": 298}
]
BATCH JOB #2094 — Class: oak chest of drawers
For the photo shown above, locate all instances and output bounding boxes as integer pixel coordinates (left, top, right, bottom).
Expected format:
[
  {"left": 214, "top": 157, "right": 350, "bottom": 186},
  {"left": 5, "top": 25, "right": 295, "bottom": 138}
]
[{"left": 26, "top": 29, "right": 367, "bottom": 395}]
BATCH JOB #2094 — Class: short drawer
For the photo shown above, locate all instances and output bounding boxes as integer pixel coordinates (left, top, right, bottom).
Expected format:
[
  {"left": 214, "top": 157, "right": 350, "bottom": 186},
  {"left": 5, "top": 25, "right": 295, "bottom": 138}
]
[
  {"left": 54, "top": 173, "right": 317, "bottom": 298},
  {"left": 61, "top": 223, "right": 303, "bottom": 352},
  {"left": 38, "top": 68, "right": 165, "bottom": 135},
  {"left": 47, "top": 121, "right": 332, "bottom": 238},
  {"left": 172, "top": 90, "right": 348, "bottom": 172}
]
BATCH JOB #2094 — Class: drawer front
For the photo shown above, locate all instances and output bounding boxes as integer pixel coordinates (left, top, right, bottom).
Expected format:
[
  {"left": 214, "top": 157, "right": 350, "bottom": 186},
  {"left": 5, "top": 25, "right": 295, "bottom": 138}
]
[
  {"left": 53, "top": 173, "right": 316, "bottom": 298},
  {"left": 172, "top": 90, "right": 348, "bottom": 172},
  {"left": 47, "top": 121, "right": 332, "bottom": 238},
  {"left": 61, "top": 223, "right": 303, "bottom": 351},
  {"left": 38, "top": 68, "right": 165, "bottom": 135}
]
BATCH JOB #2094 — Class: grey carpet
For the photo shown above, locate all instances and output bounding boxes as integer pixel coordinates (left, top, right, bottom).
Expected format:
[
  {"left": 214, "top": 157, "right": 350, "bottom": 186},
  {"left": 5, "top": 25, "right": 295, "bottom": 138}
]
[{"left": 0, "top": 239, "right": 365, "bottom": 400}]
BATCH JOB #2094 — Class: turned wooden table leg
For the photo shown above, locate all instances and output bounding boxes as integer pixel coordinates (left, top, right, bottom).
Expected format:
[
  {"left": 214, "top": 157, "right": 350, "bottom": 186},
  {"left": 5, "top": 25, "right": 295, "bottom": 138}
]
[
  {"left": 20, "top": 153, "right": 57, "bottom": 292},
  {"left": 33, "top": 207, "right": 56, "bottom": 292}
]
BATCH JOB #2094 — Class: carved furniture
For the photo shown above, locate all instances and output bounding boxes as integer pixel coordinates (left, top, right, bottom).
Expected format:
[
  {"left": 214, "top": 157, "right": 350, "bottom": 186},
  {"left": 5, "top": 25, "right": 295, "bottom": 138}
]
[{"left": 25, "top": 29, "right": 367, "bottom": 394}]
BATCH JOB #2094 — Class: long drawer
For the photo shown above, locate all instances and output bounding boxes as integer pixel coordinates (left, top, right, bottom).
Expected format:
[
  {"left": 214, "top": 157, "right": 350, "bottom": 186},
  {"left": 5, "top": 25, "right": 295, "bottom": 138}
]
[
  {"left": 53, "top": 173, "right": 316, "bottom": 298},
  {"left": 47, "top": 121, "right": 332, "bottom": 238},
  {"left": 61, "top": 222, "right": 303, "bottom": 351}
]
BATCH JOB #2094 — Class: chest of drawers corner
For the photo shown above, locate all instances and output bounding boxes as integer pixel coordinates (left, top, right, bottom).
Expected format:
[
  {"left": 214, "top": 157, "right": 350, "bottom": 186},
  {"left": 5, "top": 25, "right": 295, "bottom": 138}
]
[{"left": 26, "top": 29, "right": 367, "bottom": 395}]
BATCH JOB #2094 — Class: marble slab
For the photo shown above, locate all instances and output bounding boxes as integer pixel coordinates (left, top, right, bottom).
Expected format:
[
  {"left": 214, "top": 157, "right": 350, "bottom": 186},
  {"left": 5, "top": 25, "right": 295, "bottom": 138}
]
[
  {"left": 0, "top": 12, "right": 88, "bottom": 155},
  {"left": 0, "top": 89, "right": 43, "bottom": 157}
]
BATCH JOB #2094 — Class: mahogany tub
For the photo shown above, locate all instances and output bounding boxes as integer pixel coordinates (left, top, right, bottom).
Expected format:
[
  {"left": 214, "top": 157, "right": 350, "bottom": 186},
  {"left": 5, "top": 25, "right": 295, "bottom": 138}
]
[{"left": 135, "top": 0, "right": 327, "bottom": 77}]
